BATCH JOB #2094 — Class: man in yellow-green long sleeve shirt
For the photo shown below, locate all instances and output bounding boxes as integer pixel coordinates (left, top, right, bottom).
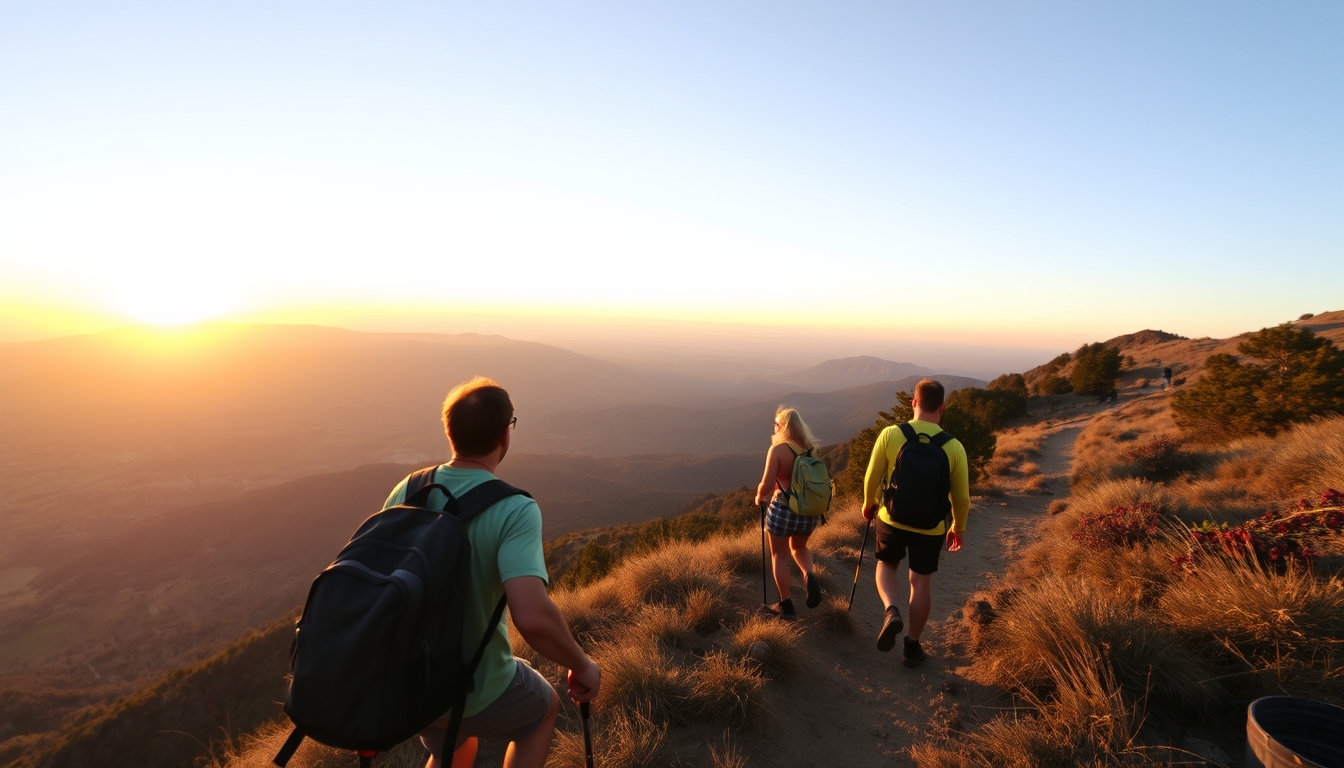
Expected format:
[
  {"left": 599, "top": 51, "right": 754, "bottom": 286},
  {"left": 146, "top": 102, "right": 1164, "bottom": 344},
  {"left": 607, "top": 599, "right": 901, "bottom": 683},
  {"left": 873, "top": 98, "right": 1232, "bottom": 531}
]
[{"left": 861, "top": 378, "right": 970, "bottom": 668}]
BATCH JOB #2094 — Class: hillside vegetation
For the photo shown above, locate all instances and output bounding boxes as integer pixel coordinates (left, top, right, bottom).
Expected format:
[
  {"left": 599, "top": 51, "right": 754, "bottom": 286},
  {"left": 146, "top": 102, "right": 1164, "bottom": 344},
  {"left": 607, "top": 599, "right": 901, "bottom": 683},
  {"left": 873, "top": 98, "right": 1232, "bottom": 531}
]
[
  {"left": 3, "top": 487, "right": 773, "bottom": 767},
  {"left": 9, "top": 311, "right": 1342, "bottom": 767},
  {"left": 917, "top": 413, "right": 1344, "bottom": 764}
]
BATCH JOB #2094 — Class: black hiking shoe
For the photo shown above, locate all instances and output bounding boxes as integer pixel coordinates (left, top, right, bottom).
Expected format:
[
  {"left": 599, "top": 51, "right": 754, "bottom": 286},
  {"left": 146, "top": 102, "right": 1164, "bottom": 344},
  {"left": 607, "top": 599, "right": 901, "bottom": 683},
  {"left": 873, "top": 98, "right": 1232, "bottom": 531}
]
[
  {"left": 903, "top": 636, "right": 927, "bottom": 668},
  {"left": 877, "top": 605, "right": 903, "bottom": 652},
  {"left": 768, "top": 599, "right": 797, "bottom": 620},
  {"left": 805, "top": 573, "right": 822, "bottom": 608}
]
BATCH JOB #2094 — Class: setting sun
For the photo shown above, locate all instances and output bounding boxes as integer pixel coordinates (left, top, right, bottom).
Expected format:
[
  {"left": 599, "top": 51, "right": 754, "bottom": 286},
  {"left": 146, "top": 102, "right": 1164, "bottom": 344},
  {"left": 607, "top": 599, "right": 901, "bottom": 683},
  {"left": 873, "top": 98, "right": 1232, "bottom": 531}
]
[{"left": 107, "top": 280, "right": 239, "bottom": 327}]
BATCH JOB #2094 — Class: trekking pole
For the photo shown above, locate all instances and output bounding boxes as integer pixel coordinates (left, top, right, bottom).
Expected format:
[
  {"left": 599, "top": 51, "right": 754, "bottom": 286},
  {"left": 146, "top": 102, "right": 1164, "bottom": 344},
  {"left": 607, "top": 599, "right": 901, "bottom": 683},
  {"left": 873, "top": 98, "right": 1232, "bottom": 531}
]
[
  {"left": 847, "top": 518, "right": 872, "bottom": 611},
  {"left": 580, "top": 702, "right": 594, "bottom": 768},
  {"left": 759, "top": 501, "right": 768, "bottom": 606}
]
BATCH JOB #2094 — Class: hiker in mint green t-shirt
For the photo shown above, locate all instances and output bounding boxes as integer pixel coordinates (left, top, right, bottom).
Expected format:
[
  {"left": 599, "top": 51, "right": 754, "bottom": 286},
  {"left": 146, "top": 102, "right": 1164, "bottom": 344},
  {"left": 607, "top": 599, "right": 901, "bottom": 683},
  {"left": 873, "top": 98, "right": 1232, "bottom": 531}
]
[{"left": 382, "top": 377, "right": 600, "bottom": 768}]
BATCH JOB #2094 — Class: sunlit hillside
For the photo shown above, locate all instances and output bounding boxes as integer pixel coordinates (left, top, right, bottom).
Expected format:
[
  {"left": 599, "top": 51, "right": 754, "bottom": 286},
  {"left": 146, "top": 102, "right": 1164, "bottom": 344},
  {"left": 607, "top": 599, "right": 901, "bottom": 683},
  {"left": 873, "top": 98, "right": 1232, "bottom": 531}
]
[{"left": 5, "top": 311, "right": 1341, "bottom": 766}]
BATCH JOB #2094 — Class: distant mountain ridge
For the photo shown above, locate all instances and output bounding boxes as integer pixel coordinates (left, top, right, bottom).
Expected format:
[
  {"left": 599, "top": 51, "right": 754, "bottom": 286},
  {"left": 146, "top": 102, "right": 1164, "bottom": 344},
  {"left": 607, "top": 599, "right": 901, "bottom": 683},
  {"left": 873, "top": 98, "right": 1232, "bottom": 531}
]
[
  {"left": 765, "top": 355, "right": 936, "bottom": 392},
  {"left": 533, "top": 374, "right": 986, "bottom": 455}
]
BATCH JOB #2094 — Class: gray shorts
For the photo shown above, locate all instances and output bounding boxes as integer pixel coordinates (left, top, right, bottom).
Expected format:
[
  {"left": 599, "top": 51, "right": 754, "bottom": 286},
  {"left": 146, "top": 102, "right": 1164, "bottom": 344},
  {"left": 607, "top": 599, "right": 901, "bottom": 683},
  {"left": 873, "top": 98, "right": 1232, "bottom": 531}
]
[{"left": 419, "top": 660, "right": 555, "bottom": 758}]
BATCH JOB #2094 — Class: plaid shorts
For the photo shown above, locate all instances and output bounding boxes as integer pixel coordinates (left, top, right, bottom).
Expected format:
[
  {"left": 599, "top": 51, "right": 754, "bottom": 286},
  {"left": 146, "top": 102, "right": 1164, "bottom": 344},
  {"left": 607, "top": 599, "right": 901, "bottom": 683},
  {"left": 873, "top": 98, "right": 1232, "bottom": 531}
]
[{"left": 765, "top": 495, "right": 823, "bottom": 537}]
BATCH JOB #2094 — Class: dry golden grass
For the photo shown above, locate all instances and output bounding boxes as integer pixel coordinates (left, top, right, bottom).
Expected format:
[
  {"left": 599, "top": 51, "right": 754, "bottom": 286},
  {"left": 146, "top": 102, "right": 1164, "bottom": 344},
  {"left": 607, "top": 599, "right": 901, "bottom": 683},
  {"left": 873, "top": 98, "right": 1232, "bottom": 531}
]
[
  {"left": 1019, "top": 461, "right": 1040, "bottom": 475},
  {"left": 1071, "top": 399, "right": 1176, "bottom": 490},
  {"left": 709, "top": 733, "right": 750, "bottom": 768},
  {"left": 969, "top": 577, "right": 1223, "bottom": 718},
  {"left": 714, "top": 528, "right": 768, "bottom": 575},
  {"left": 613, "top": 539, "right": 736, "bottom": 608},
  {"left": 626, "top": 604, "right": 696, "bottom": 649},
  {"left": 1160, "top": 554, "right": 1344, "bottom": 700},
  {"left": 204, "top": 721, "right": 425, "bottom": 768},
  {"left": 685, "top": 651, "right": 770, "bottom": 729},
  {"left": 1247, "top": 417, "right": 1344, "bottom": 500},
  {"left": 810, "top": 596, "right": 858, "bottom": 636},
  {"left": 549, "top": 579, "right": 626, "bottom": 646},
  {"left": 809, "top": 504, "right": 864, "bottom": 558},
  {"left": 728, "top": 614, "right": 804, "bottom": 676},
  {"left": 1009, "top": 479, "right": 1183, "bottom": 602},
  {"left": 590, "top": 642, "right": 688, "bottom": 723},
  {"left": 914, "top": 644, "right": 1166, "bottom": 768},
  {"left": 938, "top": 408, "right": 1344, "bottom": 766},
  {"left": 1021, "top": 474, "right": 1051, "bottom": 494},
  {"left": 551, "top": 707, "right": 671, "bottom": 768}
]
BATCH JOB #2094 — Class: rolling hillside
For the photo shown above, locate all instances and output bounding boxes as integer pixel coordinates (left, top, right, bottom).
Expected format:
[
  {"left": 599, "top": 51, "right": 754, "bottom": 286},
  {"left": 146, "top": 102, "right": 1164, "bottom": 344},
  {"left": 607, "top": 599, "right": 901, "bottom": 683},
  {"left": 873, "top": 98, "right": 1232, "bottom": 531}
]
[{"left": 0, "top": 452, "right": 760, "bottom": 748}]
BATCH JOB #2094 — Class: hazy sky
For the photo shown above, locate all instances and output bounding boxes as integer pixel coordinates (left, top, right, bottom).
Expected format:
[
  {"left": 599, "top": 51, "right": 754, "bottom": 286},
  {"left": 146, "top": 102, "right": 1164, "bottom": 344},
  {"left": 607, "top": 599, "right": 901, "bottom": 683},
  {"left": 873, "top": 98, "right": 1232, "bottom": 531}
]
[{"left": 1, "top": 2, "right": 1340, "bottom": 351}]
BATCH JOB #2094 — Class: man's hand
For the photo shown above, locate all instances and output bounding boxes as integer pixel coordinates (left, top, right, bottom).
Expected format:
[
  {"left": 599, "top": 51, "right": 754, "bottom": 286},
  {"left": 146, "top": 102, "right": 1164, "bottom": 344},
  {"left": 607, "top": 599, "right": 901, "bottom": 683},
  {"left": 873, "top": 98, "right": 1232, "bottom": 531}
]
[
  {"left": 862, "top": 502, "right": 878, "bottom": 521},
  {"left": 947, "top": 530, "right": 963, "bottom": 552},
  {"left": 567, "top": 659, "right": 600, "bottom": 703}
]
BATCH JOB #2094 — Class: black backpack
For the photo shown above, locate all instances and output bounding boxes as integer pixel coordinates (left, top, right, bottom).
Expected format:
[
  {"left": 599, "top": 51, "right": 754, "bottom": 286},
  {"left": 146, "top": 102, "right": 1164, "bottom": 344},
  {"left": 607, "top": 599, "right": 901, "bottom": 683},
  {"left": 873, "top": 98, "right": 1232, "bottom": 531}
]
[
  {"left": 882, "top": 423, "right": 954, "bottom": 530},
  {"left": 274, "top": 467, "right": 531, "bottom": 768}
]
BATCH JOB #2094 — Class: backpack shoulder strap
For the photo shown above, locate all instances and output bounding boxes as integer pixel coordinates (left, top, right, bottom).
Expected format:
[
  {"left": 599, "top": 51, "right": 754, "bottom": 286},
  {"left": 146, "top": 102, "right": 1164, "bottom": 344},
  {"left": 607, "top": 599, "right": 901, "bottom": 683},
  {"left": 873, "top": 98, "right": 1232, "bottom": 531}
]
[
  {"left": 440, "top": 595, "right": 509, "bottom": 762},
  {"left": 897, "top": 422, "right": 919, "bottom": 444},
  {"left": 402, "top": 466, "right": 443, "bottom": 507},
  {"left": 453, "top": 479, "right": 532, "bottom": 524},
  {"left": 930, "top": 430, "right": 955, "bottom": 447}
]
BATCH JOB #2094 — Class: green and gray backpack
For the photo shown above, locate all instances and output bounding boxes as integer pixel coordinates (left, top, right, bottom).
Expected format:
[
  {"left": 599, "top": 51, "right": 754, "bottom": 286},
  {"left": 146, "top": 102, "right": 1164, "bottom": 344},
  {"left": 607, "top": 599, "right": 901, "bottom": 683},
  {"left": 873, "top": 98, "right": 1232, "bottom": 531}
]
[{"left": 781, "top": 445, "right": 834, "bottom": 517}]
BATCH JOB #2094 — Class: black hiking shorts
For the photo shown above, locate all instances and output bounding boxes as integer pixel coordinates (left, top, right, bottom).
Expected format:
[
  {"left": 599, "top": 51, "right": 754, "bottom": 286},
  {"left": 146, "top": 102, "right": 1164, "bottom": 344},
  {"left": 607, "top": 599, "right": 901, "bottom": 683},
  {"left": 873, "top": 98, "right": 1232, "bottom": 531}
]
[{"left": 874, "top": 520, "right": 946, "bottom": 575}]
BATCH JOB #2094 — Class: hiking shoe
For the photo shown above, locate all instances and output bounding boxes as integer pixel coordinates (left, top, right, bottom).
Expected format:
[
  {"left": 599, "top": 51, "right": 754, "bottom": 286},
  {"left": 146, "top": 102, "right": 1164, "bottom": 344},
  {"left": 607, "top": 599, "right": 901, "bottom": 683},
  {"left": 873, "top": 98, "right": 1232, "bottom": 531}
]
[
  {"left": 877, "top": 605, "right": 903, "bottom": 652},
  {"left": 768, "top": 600, "right": 797, "bottom": 620},
  {"left": 902, "top": 636, "right": 927, "bottom": 668},
  {"left": 805, "top": 573, "right": 822, "bottom": 608}
]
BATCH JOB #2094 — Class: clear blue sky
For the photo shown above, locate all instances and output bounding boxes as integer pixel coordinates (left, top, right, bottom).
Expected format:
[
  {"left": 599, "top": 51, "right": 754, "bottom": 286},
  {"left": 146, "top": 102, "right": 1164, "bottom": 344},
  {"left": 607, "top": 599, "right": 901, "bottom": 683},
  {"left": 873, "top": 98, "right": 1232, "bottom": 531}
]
[{"left": 1, "top": 1, "right": 1340, "bottom": 348}]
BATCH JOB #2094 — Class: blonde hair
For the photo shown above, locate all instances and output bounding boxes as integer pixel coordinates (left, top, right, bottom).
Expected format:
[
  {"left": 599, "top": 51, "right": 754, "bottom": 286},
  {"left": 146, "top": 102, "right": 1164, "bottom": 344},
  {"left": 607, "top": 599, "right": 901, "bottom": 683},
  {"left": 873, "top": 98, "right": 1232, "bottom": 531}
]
[{"left": 772, "top": 407, "right": 818, "bottom": 452}]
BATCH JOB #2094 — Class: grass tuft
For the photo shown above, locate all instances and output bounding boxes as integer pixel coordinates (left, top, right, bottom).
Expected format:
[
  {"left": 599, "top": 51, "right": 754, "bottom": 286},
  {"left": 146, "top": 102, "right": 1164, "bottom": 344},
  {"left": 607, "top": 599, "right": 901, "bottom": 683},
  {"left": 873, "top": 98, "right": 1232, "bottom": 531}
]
[
  {"left": 613, "top": 540, "right": 734, "bottom": 609},
  {"left": 590, "top": 643, "right": 688, "bottom": 723},
  {"left": 551, "top": 707, "right": 671, "bottom": 768},
  {"left": 728, "top": 614, "right": 804, "bottom": 677},
  {"left": 686, "top": 651, "right": 770, "bottom": 729},
  {"left": 709, "top": 732, "right": 750, "bottom": 768},
  {"left": 810, "top": 596, "right": 857, "bottom": 636}
]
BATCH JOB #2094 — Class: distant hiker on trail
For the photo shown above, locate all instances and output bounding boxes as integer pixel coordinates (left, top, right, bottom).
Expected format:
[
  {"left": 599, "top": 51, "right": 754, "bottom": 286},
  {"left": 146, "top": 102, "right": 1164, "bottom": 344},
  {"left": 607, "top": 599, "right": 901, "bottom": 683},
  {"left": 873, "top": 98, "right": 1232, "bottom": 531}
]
[
  {"left": 861, "top": 378, "right": 970, "bottom": 668},
  {"left": 382, "top": 377, "right": 600, "bottom": 768},
  {"left": 755, "top": 407, "right": 826, "bottom": 619},
  {"left": 1162, "top": 366, "right": 1173, "bottom": 390}
]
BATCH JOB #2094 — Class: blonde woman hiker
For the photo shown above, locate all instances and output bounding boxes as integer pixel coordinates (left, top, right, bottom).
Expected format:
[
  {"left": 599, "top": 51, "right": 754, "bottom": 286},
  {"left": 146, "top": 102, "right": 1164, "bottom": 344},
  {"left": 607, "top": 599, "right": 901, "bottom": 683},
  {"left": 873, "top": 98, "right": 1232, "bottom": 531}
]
[{"left": 755, "top": 407, "right": 824, "bottom": 619}]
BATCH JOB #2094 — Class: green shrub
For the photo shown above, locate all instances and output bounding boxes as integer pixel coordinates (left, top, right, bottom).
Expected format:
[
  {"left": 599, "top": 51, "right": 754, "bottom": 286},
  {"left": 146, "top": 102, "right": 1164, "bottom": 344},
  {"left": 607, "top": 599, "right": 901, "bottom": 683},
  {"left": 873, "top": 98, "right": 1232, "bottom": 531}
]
[
  {"left": 1035, "top": 373, "right": 1073, "bottom": 396},
  {"left": 1070, "top": 343, "right": 1123, "bottom": 398},
  {"left": 1173, "top": 324, "right": 1344, "bottom": 442},
  {"left": 557, "top": 541, "right": 617, "bottom": 589},
  {"left": 988, "top": 372, "right": 1029, "bottom": 401},
  {"left": 948, "top": 385, "right": 1025, "bottom": 431}
]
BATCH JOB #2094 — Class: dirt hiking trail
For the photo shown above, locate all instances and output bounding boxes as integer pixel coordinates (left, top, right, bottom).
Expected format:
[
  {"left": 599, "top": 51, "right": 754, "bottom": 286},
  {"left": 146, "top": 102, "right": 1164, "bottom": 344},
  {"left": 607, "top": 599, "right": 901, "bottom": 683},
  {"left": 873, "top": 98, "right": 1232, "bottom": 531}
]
[{"left": 708, "top": 411, "right": 1099, "bottom": 767}]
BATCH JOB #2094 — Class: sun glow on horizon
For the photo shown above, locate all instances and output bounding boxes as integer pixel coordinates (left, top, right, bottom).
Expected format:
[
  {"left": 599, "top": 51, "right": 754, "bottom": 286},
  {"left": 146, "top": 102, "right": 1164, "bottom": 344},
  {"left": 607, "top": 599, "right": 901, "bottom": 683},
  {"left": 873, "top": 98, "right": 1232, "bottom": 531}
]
[{"left": 107, "top": 280, "right": 240, "bottom": 328}]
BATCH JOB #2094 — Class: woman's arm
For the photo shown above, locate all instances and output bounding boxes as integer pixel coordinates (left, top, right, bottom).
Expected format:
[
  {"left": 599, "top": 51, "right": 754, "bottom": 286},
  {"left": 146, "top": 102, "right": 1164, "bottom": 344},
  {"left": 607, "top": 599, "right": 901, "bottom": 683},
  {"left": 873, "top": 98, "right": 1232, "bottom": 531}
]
[{"left": 754, "top": 444, "right": 784, "bottom": 506}]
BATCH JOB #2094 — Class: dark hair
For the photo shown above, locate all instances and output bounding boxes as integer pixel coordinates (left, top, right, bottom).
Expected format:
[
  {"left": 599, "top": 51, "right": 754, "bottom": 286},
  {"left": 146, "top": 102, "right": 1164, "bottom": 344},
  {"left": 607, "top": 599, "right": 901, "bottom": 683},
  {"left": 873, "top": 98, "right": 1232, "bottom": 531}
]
[
  {"left": 913, "top": 378, "right": 945, "bottom": 411},
  {"left": 441, "top": 377, "right": 514, "bottom": 457}
]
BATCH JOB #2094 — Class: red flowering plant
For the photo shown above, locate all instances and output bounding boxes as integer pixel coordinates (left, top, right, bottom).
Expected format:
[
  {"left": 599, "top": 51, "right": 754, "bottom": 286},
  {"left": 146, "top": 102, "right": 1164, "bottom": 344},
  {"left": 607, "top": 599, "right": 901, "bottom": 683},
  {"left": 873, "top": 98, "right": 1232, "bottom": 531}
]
[
  {"left": 1172, "top": 488, "right": 1344, "bottom": 571},
  {"left": 1073, "top": 501, "right": 1161, "bottom": 549}
]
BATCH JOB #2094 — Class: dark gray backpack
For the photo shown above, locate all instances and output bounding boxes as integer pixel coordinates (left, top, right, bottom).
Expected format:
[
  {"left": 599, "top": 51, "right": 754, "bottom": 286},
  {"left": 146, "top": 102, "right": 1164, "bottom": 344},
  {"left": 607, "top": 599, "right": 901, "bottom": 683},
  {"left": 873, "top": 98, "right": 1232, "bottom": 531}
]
[
  {"left": 274, "top": 468, "right": 530, "bottom": 768},
  {"left": 882, "top": 423, "right": 954, "bottom": 530}
]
